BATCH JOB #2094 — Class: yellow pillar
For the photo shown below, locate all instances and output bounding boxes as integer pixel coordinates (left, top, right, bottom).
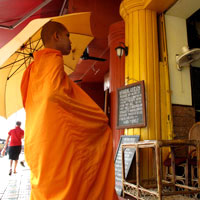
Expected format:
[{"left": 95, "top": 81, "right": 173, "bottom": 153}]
[
  {"left": 120, "top": 0, "right": 161, "bottom": 140},
  {"left": 120, "top": 0, "right": 161, "bottom": 179}
]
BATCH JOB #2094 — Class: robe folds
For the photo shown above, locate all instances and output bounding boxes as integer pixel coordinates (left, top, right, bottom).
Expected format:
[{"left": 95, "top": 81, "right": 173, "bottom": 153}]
[{"left": 21, "top": 48, "right": 117, "bottom": 200}]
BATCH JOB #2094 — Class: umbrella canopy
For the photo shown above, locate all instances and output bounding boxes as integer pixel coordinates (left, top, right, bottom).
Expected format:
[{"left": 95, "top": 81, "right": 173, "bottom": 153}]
[{"left": 0, "top": 12, "right": 94, "bottom": 118}]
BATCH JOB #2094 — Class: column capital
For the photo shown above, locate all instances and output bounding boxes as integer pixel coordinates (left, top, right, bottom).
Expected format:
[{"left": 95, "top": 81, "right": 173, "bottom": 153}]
[
  {"left": 120, "top": 0, "right": 177, "bottom": 19},
  {"left": 120, "top": 0, "right": 145, "bottom": 19}
]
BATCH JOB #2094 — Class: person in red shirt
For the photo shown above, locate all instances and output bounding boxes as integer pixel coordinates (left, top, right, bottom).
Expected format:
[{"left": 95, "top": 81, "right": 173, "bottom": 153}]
[{"left": 2, "top": 121, "right": 24, "bottom": 175}]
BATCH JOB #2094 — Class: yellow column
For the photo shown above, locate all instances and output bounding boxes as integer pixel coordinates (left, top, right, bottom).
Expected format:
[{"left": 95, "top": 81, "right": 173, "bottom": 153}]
[
  {"left": 120, "top": 0, "right": 161, "bottom": 179},
  {"left": 120, "top": 0, "right": 160, "bottom": 140}
]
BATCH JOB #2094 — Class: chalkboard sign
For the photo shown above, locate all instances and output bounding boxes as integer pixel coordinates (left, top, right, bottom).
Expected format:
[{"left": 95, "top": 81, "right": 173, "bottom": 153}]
[
  {"left": 114, "top": 135, "right": 140, "bottom": 196},
  {"left": 117, "top": 81, "right": 146, "bottom": 129}
]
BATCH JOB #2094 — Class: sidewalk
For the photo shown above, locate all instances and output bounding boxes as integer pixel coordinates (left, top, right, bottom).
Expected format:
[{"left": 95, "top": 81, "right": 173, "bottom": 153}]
[
  {"left": 0, "top": 154, "right": 31, "bottom": 200},
  {"left": 0, "top": 154, "right": 125, "bottom": 200}
]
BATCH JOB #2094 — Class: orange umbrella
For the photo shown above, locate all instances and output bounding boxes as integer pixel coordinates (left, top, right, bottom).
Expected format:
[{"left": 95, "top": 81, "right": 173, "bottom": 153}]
[{"left": 0, "top": 12, "right": 93, "bottom": 118}]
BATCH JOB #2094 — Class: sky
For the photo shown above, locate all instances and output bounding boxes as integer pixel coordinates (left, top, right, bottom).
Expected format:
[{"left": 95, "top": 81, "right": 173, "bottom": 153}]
[{"left": 0, "top": 108, "right": 26, "bottom": 139}]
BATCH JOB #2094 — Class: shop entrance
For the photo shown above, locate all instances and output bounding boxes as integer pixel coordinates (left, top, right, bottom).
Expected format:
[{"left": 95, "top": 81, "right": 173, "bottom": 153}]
[{"left": 187, "top": 9, "right": 200, "bottom": 121}]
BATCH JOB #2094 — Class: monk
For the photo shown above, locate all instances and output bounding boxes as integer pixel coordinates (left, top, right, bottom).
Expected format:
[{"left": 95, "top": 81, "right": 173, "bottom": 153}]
[{"left": 21, "top": 21, "right": 118, "bottom": 199}]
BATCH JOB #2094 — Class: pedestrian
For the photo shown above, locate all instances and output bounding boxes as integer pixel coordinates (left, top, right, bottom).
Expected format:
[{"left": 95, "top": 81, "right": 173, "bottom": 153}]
[
  {"left": 20, "top": 160, "right": 25, "bottom": 167},
  {"left": 2, "top": 121, "right": 24, "bottom": 175},
  {"left": 21, "top": 21, "right": 117, "bottom": 199}
]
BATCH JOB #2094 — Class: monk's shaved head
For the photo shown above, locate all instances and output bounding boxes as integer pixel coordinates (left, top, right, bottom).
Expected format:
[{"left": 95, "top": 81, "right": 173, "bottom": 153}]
[
  {"left": 41, "top": 21, "right": 67, "bottom": 46},
  {"left": 40, "top": 21, "right": 71, "bottom": 55}
]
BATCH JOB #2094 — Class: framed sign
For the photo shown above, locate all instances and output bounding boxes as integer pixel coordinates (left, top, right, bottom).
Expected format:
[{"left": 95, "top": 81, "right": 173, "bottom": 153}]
[
  {"left": 114, "top": 135, "right": 140, "bottom": 196},
  {"left": 117, "top": 81, "right": 146, "bottom": 129}
]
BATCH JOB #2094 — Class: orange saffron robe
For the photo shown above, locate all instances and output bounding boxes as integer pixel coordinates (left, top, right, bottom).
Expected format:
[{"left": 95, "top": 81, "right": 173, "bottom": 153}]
[{"left": 21, "top": 48, "right": 117, "bottom": 200}]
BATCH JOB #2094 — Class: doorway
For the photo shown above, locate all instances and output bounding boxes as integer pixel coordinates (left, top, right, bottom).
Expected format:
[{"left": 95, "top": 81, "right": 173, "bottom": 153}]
[{"left": 187, "top": 9, "right": 200, "bottom": 121}]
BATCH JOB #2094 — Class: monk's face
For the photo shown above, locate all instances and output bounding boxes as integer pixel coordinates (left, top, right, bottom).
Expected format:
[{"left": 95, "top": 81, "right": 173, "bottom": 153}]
[{"left": 56, "top": 29, "right": 71, "bottom": 55}]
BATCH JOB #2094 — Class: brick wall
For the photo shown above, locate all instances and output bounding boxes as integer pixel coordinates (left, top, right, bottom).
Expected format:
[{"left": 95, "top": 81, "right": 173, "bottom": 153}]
[
  {"left": 172, "top": 105, "right": 195, "bottom": 139},
  {"left": 172, "top": 105, "right": 195, "bottom": 157}
]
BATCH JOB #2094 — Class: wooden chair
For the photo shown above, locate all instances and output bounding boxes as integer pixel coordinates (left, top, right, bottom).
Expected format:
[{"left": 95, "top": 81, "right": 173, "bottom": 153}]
[
  {"left": 163, "top": 122, "right": 200, "bottom": 185},
  {"left": 163, "top": 147, "right": 187, "bottom": 184},
  {"left": 188, "top": 122, "right": 200, "bottom": 187}
]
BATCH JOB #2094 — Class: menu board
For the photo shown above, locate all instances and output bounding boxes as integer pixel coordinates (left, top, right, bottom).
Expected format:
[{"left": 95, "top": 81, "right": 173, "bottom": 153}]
[
  {"left": 114, "top": 135, "right": 140, "bottom": 196},
  {"left": 117, "top": 81, "right": 146, "bottom": 129}
]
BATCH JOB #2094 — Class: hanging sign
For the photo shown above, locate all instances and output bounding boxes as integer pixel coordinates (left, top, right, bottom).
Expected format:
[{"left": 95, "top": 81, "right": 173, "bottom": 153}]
[{"left": 117, "top": 81, "right": 146, "bottom": 129}]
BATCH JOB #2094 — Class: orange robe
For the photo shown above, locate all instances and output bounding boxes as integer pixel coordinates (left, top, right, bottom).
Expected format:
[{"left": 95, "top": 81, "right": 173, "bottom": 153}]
[{"left": 21, "top": 48, "right": 117, "bottom": 200}]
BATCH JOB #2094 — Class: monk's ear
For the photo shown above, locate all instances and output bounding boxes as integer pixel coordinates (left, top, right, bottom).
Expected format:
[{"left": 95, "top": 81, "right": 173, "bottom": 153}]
[{"left": 52, "top": 32, "right": 59, "bottom": 41}]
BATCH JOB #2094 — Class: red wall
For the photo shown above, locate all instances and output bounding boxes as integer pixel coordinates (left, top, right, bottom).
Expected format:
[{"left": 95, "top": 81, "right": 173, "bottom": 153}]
[{"left": 79, "top": 82, "right": 105, "bottom": 110}]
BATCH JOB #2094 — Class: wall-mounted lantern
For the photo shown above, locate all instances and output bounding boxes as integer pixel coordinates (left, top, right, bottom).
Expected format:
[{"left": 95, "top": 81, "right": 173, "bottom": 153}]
[{"left": 115, "top": 42, "right": 128, "bottom": 58}]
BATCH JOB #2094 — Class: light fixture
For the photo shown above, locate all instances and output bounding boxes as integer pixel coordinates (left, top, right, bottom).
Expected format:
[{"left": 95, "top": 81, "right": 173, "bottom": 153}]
[{"left": 115, "top": 42, "right": 128, "bottom": 58}]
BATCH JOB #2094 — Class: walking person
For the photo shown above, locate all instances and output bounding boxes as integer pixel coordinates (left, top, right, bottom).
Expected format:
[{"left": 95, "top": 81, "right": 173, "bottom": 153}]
[
  {"left": 2, "top": 121, "right": 24, "bottom": 175},
  {"left": 20, "top": 160, "right": 26, "bottom": 167}
]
